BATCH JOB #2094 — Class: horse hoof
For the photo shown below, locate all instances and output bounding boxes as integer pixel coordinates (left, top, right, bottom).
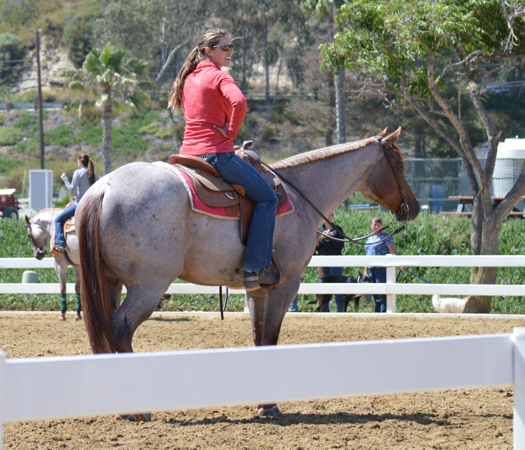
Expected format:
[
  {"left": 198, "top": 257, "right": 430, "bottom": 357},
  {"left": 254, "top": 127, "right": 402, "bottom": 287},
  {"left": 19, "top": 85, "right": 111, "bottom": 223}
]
[
  {"left": 74, "top": 314, "right": 81, "bottom": 321},
  {"left": 115, "top": 413, "right": 151, "bottom": 422},
  {"left": 134, "top": 413, "right": 152, "bottom": 422},
  {"left": 255, "top": 407, "right": 277, "bottom": 417}
]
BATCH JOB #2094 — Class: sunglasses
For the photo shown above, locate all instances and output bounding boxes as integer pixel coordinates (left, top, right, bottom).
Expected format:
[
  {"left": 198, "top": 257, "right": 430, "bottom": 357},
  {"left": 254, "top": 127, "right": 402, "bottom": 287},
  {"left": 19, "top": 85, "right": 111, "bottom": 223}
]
[{"left": 211, "top": 44, "right": 235, "bottom": 53}]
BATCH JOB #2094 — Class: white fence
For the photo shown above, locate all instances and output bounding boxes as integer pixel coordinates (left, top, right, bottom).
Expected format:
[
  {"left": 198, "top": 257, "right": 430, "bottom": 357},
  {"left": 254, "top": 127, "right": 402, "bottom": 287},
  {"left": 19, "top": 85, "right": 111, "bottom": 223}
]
[
  {"left": 2, "top": 256, "right": 525, "bottom": 448},
  {"left": 1, "top": 328, "right": 525, "bottom": 448},
  {"left": 2, "top": 255, "right": 525, "bottom": 313}
]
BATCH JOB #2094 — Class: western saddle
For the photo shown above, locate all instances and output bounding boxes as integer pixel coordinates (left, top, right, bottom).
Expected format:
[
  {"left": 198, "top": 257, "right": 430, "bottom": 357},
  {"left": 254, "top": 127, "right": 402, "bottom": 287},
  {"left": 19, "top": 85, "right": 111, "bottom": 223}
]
[{"left": 169, "top": 141, "right": 288, "bottom": 245}]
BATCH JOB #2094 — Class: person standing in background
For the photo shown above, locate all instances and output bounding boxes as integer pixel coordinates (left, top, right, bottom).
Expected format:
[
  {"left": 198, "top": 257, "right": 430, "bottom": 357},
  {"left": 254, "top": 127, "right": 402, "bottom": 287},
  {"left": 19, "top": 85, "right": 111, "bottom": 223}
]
[
  {"left": 315, "top": 213, "right": 345, "bottom": 312},
  {"left": 364, "top": 216, "right": 405, "bottom": 313}
]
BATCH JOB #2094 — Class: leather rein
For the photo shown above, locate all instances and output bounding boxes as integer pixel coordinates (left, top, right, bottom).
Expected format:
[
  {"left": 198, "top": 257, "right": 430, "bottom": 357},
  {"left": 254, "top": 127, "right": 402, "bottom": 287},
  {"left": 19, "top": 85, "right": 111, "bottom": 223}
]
[{"left": 265, "top": 137, "right": 410, "bottom": 246}]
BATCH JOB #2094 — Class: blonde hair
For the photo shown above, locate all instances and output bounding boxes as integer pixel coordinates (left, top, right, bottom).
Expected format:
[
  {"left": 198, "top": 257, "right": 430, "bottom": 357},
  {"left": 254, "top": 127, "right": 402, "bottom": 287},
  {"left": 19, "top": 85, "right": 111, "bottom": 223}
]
[
  {"left": 79, "top": 153, "right": 96, "bottom": 185},
  {"left": 168, "top": 28, "right": 230, "bottom": 111}
]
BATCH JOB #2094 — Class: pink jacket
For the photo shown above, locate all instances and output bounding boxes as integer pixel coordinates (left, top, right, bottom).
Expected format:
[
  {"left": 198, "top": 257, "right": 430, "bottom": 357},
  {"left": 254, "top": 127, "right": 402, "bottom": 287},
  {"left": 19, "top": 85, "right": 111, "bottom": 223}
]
[{"left": 180, "top": 61, "right": 247, "bottom": 155}]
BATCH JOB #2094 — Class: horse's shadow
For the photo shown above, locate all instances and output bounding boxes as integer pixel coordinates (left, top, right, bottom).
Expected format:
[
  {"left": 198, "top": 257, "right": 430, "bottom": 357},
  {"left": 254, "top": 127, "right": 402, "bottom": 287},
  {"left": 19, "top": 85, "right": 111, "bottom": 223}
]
[
  {"left": 165, "top": 411, "right": 467, "bottom": 427},
  {"left": 147, "top": 317, "right": 192, "bottom": 323}
]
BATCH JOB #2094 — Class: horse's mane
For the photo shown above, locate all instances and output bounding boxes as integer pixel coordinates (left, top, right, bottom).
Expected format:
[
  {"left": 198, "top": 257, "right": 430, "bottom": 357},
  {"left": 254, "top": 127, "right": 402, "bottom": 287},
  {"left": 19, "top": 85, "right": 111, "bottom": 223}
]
[
  {"left": 31, "top": 207, "right": 61, "bottom": 221},
  {"left": 269, "top": 136, "right": 403, "bottom": 170}
]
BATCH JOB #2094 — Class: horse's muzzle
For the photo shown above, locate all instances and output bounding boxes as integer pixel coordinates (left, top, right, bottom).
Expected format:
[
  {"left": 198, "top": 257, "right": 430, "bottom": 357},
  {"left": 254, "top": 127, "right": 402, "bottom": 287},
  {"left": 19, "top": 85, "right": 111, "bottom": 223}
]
[{"left": 35, "top": 249, "right": 46, "bottom": 260}]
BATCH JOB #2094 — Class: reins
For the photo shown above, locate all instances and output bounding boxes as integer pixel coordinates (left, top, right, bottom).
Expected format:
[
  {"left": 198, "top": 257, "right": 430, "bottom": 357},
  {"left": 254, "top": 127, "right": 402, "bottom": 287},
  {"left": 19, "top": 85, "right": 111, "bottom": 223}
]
[{"left": 264, "top": 137, "right": 410, "bottom": 246}]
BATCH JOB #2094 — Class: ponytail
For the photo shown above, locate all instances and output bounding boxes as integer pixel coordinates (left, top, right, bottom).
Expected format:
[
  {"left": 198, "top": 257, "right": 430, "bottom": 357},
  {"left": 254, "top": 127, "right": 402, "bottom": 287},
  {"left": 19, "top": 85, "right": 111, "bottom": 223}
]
[
  {"left": 168, "top": 47, "right": 203, "bottom": 111},
  {"left": 168, "top": 28, "right": 230, "bottom": 111},
  {"left": 79, "top": 153, "right": 96, "bottom": 185}
]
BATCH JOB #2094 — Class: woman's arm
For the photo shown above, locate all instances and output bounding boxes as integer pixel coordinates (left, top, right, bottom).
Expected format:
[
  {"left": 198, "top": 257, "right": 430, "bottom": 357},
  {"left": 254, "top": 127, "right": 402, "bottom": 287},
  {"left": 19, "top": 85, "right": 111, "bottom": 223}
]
[
  {"left": 62, "top": 169, "right": 82, "bottom": 195},
  {"left": 218, "top": 76, "right": 247, "bottom": 139},
  {"left": 386, "top": 244, "right": 406, "bottom": 271}
]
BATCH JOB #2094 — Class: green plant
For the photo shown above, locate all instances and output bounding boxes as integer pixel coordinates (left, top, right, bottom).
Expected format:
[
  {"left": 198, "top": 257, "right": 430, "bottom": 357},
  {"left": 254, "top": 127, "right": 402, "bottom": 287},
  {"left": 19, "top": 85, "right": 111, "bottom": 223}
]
[
  {"left": 0, "top": 127, "right": 22, "bottom": 145},
  {"left": 73, "top": 123, "right": 102, "bottom": 147},
  {"left": 154, "top": 127, "right": 175, "bottom": 139},
  {"left": 139, "top": 122, "right": 159, "bottom": 135},
  {"left": 44, "top": 124, "right": 73, "bottom": 146},
  {"left": 0, "top": 113, "right": 6, "bottom": 125}
]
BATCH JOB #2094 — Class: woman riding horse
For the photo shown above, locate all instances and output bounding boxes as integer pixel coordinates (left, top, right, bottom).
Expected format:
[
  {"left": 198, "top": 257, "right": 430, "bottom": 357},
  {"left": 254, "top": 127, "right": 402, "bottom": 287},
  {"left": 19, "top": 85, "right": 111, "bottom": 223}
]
[
  {"left": 53, "top": 153, "right": 98, "bottom": 255},
  {"left": 168, "top": 28, "right": 279, "bottom": 290}
]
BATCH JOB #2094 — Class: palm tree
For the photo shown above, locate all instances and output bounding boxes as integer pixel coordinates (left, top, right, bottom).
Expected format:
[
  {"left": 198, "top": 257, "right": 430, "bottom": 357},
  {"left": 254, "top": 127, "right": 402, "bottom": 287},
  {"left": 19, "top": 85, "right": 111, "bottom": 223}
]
[{"left": 70, "top": 44, "right": 157, "bottom": 174}]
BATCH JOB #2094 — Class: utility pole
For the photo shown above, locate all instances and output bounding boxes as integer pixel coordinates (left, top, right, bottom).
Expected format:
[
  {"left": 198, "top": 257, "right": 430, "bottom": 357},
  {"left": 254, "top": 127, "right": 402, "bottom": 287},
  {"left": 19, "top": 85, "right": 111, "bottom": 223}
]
[{"left": 35, "top": 30, "right": 45, "bottom": 169}]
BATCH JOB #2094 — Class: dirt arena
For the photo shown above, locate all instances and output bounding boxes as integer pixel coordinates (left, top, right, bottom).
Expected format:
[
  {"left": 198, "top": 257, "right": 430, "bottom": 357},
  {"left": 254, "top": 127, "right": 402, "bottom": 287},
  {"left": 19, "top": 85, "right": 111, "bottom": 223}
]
[{"left": 1, "top": 312, "right": 523, "bottom": 449}]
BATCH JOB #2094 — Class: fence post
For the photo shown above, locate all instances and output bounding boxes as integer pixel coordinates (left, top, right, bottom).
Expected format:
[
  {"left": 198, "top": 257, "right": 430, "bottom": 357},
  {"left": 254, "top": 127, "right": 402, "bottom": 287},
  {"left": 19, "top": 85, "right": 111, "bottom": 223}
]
[
  {"left": 386, "top": 266, "right": 396, "bottom": 313},
  {"left": 0, "top": 348, "right": 5, "bottom": 450},
  {"left": 514, "top": 327, "right": 525, "bottom": 449}
]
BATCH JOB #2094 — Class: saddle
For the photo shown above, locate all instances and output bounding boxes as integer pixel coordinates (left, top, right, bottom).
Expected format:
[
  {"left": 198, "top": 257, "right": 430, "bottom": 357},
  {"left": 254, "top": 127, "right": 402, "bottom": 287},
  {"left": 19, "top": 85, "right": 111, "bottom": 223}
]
[{"left": 169, "top": 141, "right": 292, "bottom": 245}]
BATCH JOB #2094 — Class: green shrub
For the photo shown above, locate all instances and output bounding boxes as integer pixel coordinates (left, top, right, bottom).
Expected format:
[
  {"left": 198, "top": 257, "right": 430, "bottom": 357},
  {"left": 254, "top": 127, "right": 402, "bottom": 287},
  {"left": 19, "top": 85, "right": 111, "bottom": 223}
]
[
  {"left": 154, "top": 127, "right": 175, "bottom": 139},
  {"left": 73, "top": 124, "right": 102, "bottom": 147},
  {"left": 13, "top": 111, "right": 45, "bottom": 130},
  {"left": 44, "top": 124, "right": 73, "bottom": 146},
  {"left": 139, "top": 122, "right": 159, "bottom": 134},
  {"left": 0, "top": 32, "right": 26, "bottom": 67},
  {"left": 62, "top": 12, "right": 96, "bottom": 68},
  {"left": 0, "top": 127, "right": 22, "bottom": 145},
  {"left": 0, "top": 113, "right": 6, "bottom": 125},
  {"left": 261, "top": 124, "right": 278, "bottom": 142}
]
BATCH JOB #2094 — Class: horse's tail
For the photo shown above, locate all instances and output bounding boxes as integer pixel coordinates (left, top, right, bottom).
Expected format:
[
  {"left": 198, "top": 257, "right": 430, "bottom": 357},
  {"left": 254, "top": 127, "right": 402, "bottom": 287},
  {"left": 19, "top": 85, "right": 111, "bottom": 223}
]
[{"left": 78, "top": 187, "right": 115, "bottom": 354}]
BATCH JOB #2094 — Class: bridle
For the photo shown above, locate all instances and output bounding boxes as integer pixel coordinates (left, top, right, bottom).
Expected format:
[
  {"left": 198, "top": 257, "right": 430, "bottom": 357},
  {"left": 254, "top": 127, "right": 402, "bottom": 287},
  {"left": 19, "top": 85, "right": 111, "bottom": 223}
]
[
  {"left": 26, "top": 219, "right": 47, "bottom": 259},
  {"left": 265, "top": 136, "right": 411, "bottom": 246},
  {"left": 25, "top": 209, "right": 59, "bottom": 259}
]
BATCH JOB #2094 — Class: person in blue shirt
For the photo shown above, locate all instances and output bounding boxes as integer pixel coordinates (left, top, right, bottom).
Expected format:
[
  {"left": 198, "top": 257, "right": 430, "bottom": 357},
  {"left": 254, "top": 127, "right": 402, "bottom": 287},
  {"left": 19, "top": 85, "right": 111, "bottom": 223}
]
[
  {"left": 315, "top": 213, "right": 346, "bottom": 312},
  {"left": 364, "top": 216, "right": 405, "bottom": 313},
  {"left": 53, "top": 154, "right": 99, "bottom": 253}
]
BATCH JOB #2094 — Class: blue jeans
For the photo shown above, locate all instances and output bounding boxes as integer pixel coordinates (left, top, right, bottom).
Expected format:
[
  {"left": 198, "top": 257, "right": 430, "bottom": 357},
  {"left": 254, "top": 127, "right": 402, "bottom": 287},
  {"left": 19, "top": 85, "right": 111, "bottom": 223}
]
[
  {"left": 54, "top": 203, "right": 77, "bottom": 247},
  {"left": 369, "top": 267, "right": 387, "bottom": 313},
  {"left": 208, "top": 152, "right": 278, "bottom": 272},
  {"left": 318, "top": 266, "right": 344, "bottom": 312}
]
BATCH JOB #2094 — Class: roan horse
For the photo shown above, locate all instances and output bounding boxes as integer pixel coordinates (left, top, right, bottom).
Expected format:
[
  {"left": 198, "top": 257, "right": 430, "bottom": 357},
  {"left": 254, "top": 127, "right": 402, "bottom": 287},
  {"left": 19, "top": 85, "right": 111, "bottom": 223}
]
[
  {"left": 25, "top": 209, "right": 82, "bottom": 320},
  {"left": 77, "top": 127, "right": 420, "bottom": 417}
]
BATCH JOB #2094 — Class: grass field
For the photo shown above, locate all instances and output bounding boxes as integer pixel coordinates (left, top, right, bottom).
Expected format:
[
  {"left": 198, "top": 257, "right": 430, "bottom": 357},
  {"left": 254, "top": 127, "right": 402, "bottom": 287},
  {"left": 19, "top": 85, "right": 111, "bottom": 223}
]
[{"left": 1, "top": 210, "right": 525, "bottom": 313}]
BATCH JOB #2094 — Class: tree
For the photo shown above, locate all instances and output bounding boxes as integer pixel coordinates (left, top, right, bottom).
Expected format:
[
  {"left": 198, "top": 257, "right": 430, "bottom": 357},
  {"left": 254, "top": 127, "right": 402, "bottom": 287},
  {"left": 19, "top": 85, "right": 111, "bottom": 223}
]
[
  {"left": 302, "top": 0, "right": 346, "bottom": 144},
  {"left": 70, "top": 44, "right": 157, "bottom": 174},
  {"left": 97, "top": 0, "right": 207, "bottom": 88},
  {"left": 322, "top": 0, "right": 525, "bottom": 312}
]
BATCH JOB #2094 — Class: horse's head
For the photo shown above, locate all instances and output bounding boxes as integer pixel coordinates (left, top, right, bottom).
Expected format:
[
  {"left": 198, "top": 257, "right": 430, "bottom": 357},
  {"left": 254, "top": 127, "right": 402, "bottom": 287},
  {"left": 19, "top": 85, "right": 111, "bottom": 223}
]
[
  {"left": 360, "top": 127, "right": 420, "bottom": 222},
  {"left": 25, "top": 214, "right": 48, "bottom": 260}
]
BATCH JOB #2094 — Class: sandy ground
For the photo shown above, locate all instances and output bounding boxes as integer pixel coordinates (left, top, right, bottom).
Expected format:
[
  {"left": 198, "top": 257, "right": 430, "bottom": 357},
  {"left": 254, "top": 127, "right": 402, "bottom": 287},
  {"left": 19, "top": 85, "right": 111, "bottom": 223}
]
[{"left": 1, "top": 312, "right": 523, "bottom": 449}]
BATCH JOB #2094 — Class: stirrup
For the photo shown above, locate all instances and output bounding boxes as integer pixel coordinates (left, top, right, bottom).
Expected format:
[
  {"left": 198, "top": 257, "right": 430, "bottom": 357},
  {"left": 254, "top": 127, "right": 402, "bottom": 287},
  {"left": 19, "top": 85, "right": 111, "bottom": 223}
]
[
  {"left": 240, "top": 271, "right": 260, "bottom": 290},
  {"left": 53, "top": 245, "right": 66, "bottom": 253}
]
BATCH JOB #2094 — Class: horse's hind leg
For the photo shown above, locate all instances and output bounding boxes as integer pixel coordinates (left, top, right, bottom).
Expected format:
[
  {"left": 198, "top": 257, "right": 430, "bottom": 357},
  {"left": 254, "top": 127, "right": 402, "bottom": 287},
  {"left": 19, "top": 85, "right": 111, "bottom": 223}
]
[
  {"left": 73, "top": 267, "right": 82, "bottom": 320},
  {"left": 110, "top": 284, "right": 166, "bottom": 353}
]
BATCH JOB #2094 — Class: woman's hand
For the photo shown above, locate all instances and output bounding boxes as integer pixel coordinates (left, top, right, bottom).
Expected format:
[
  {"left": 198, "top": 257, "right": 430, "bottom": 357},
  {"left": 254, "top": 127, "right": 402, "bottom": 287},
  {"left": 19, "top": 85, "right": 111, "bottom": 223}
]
[
  {"left": 213, "top": 122, "right": 230, "bottom": 138},
  {"left": 60, "top": 173, "right": 67, "bottom": 180}
]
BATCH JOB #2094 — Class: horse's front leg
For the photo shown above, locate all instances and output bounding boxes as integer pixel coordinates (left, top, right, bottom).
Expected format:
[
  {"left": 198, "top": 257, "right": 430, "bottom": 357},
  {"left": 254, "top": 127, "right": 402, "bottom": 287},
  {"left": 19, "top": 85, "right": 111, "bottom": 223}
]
[
  {"left": 55, "top": 258, "right": 68, "bottom": 321},
  {"left": 251, "top": 276, "right": 301, "bottom": 417},
  {"left": 246, "top": 290, "right": 268, "bottom": 346}
]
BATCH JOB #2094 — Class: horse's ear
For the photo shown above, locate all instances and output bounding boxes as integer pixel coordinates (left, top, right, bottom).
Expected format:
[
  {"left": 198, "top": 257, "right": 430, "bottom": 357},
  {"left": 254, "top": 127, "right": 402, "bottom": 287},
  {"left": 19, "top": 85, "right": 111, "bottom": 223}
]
[
  {"left": 383, "top": 127, "right": 402, "bottom": 148},
  {"left": 376, "top": 127, "right": 388, "bottom": 138},
  {"left": 25, "top": 215, "right": 30, "bottom": 224}
]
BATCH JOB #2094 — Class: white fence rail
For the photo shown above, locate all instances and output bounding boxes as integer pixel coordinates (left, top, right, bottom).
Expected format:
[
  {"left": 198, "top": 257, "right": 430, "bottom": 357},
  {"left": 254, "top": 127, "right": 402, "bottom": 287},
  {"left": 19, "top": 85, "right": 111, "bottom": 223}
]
[
  {"left": 2, "top": 256, "right": 525, "bottom": 313},
  {"left": 1, "top": 329, "right": 525, "bottom": 449}
]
